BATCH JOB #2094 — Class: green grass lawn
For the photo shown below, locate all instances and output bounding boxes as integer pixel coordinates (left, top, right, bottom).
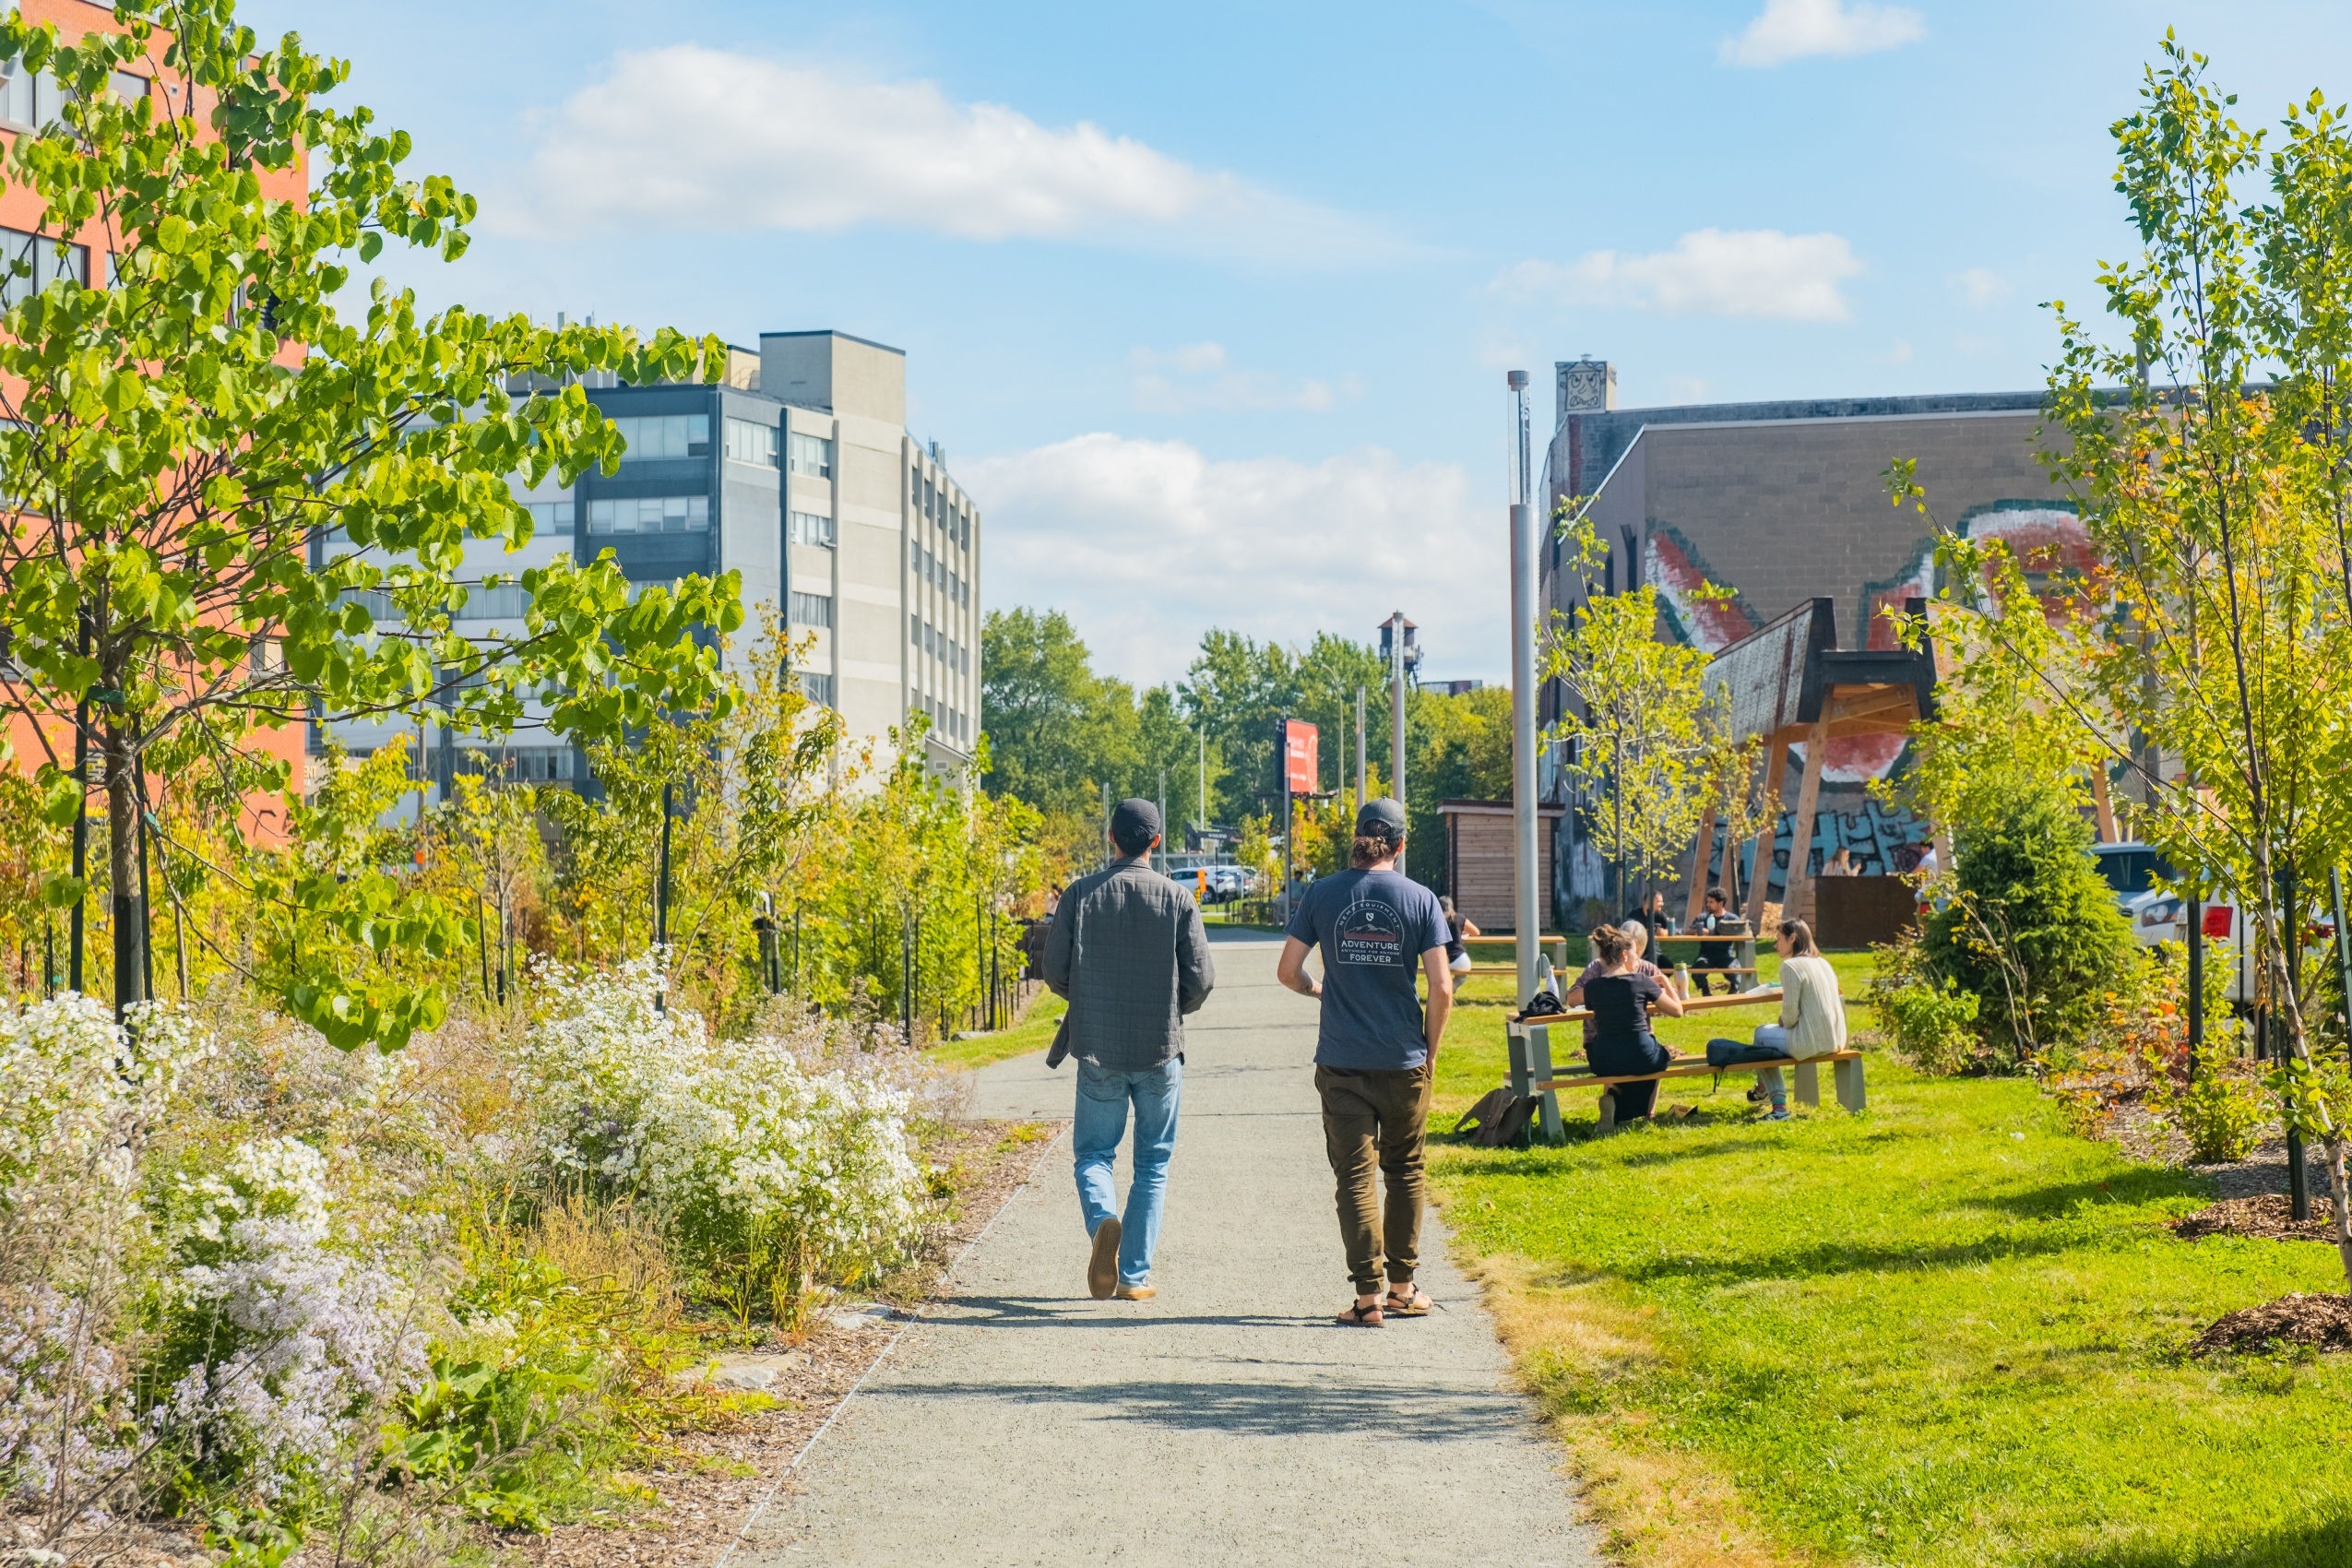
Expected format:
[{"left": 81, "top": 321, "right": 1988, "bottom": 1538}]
[
  {"left": 927, "top": 992, "right": 1066, "bottom": 1071},
  {"left": 1428, "top": 963, "right": 2352, "bottom": 1567}
]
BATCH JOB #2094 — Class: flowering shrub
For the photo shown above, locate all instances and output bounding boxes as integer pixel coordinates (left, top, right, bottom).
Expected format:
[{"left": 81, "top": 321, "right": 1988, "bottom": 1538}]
[
  {"left": 151, "top": 1137, "right": 428, "bottom": 1500},
  {"left": 510, "top": 953, "right": 707, "bottom": 1186},
  {"left": 1, "top": 998, "right": 213, "bottom": 1517},
  {"left": 517, "top": 958, "right": 927, "bottom": 1320}
]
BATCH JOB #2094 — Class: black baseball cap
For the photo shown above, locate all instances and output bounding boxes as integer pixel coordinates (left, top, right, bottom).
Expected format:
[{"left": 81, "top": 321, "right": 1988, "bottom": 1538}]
[
  {"left": 1111, "top": 798, "right": 1162, "bottom": 847},
  {"left": 1356, "top": 797, "right": 1407, "bottom": 837}
]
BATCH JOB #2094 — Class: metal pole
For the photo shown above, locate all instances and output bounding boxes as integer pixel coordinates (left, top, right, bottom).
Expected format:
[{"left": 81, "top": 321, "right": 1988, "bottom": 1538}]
[
  {"left": 1509, "top": 369, "right": 1558, "bottom": 1142},
  {"left": 1508, "top": 370, "right": 1540, "bottom": 999},
  {"left": 1158, "top": 768, "right": 1168, "bottom": 872},
  {"left": 67, "top": 620, "right": 89, "bottom": 993},
  {"left": 1356, "top": 686, "right": 1368, "bottom": 810},
  {"left": 2185, "top": 888, "right": 2204, "bottom": 1075},
  {"left": 1197, "top": 725, "right": 1207, "bottom": 837},
  {"left": 1280, "top": 713, "right": 1293, "bottom": 920},
  {"left": 2333, "top": 868, "right": 2352, "bottom": 1067},
  {"left": 1388, "top": 616, "right": 1407, "bottom": 811},
  {"left": 134, "top": 749, "right": 154, "bottom": 1007},
  {"left": 655, "top": 780, "right": 673, "bottom": 1013},
  {"left": 2284, "top": 867, "right": 2308, "bottom": 1221}
]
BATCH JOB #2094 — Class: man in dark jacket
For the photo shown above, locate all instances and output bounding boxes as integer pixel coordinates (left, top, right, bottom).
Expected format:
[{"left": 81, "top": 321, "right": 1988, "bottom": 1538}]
[{"left": 1041, "top": 799, "right": 1216, "bottom": 1301}]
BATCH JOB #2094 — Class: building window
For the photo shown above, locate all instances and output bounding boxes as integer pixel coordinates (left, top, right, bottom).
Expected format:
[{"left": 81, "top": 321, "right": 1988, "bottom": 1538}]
[
  {"left": 607, "top": 412, "right": 711, "bottom": 462},
  {"left": 800, "top": 671, "right": 836, "bottom": 707},
  {"left": 910, "top": 614, "right": 921, "bottom": 647},
  {"left": 335, "top": 588, "right": 397, "bottom": 623},
  {"left": 456, "top": 583, "right": 530, "bottom": 620},
  {"left": 789, "top": 589, "right": 834, "bottom": 629},
  {"left": 0, "top": 227, "right": 89, "bottom": 307},
  {"left": 586, "top": 494, "right": 709, "bottom": 534},
  {"left": 724, "top": 417, "right": 778, "bottom": 468},
  {"left": 107, "top": 71, "right": 147, "bottom": 102},
  {"left": 521, "top": 499, "right": 574, "bottom": 532},
  {"left": 788, "top": 433, "right": 834, "bottom": 479},
  {"left": 0, "top": 60, "right": 63, "bottom": 128},
  {"left": 789, "top": 510, "right": 835, "bottom": 548}
]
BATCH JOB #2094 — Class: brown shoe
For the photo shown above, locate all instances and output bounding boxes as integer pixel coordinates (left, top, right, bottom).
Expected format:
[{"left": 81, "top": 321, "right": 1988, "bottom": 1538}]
[
  {"left": 1087, "top": 1218, "right": 1122, "bottom": 1300},
  {"left": 1113, "top": 1283, "right": 1157, "bottom": 1301}
]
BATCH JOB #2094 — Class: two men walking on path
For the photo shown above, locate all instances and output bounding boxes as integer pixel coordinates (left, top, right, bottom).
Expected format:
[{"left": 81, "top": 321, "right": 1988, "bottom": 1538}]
[
  {"left": 1046, "top": 794, "right": 1451, "bottom": 1324},
  {"left": 1041, "top": 799, "right": 1216, "bottom": 1301},
  {"left": 1277, "top": 799, "right": 1454, "bottom": 1327}
]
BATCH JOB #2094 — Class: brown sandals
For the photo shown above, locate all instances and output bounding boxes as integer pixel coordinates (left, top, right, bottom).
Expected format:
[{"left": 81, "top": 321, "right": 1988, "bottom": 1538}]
[
  {"left": 1335, "top": 1301, "right": 1384, "bottom": 1327},
  {"left": 1384, "top": 1287, "right": 1434, "bottom": 1317}
]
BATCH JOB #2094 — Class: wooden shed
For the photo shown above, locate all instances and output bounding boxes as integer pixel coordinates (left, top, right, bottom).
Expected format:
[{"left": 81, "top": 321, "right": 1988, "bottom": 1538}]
[{"left": 1439, "top": 799, "right": 1564, "bottom": 933}]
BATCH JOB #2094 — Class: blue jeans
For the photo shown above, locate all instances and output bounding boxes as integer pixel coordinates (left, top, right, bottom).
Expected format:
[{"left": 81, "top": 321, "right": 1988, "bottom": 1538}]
[{"left": 1073, "top": 1058, "right": 1182, "bottom": 1288}]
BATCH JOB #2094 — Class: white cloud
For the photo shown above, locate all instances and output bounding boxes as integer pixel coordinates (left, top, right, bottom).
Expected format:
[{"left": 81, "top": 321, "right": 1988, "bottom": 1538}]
[
  {"left": 1719, "top": 0, "right": 1925, "bottom": 68},
  {"left": 968, "top": 434, "right": 1501, "bottom": 686},
  {"left": 503, "top": 46, "right": 1384, "bottom": 262},
  {"left": 1884, "top": 338, "right": 1914, "bottom": 364},
  {"left": 1500, "top": 229, "right": 1865, "bottom": 322},
  {"left": 1952, "top": 267, "right": 2008, "bottom": 309},
  {"left": 1126, "top": 341, "right": 1351, "bottom": 414}
]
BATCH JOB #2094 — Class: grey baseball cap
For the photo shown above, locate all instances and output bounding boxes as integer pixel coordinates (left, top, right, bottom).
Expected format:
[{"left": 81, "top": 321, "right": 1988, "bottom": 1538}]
[
  {"left": 1111, "top": 798, "right": 1162, "bottom": 844},
  {"left": 1356, "top": 797, "right": 1407, "bottom": 837}
]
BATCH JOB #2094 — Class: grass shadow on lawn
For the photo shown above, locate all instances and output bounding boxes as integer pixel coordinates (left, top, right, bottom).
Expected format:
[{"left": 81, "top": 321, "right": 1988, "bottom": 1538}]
[
  {"left": 2041, "top": 1512, "right": 2352, "bottom": 1568},
  {"left": 1431, "top": 1050, "right": 2352, "bottom": 1568}
]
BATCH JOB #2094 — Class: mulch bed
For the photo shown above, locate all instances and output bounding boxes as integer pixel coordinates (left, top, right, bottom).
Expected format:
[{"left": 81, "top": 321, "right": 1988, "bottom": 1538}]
[
  {"left": 535, "top": 1116, "right": 1063, "bottom": 1568},
  {"left": 2189, "top": 1291, "right": 2352, "bottom": 1356},
  {"left": 2171, "top": 1194, "right": 2344, "bottom": 1244}
]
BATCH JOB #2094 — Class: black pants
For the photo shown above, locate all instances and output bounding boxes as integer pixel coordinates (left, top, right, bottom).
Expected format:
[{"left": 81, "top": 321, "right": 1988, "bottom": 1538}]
[{"left": 1587, "top": 1033, "right": 1672, "bottom": 1119}]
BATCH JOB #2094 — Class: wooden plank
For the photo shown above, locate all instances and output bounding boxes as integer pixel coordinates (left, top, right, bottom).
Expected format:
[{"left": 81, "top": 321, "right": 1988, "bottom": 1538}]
[
  {"left": 1516, "top": 988, "right": 1781, "bottom": 1026},
  {"left": 1783, "top": 711, "right": 1830, "bottom": 927},
  {"left": 2090, "top": 766, "right": 2117, "bottom": 841},
  {"left": 1742, "top": 738, "right": 1787, "bottom": 931},
  {"left": 1534, "top": 1048, "right": 1863, "bottom": 1092}
]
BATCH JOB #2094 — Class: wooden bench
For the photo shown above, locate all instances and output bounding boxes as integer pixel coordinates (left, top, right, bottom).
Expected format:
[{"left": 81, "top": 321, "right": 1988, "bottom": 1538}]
[{"left": 1537, "top": 1049, "right": 1867, "bottom": 1130}]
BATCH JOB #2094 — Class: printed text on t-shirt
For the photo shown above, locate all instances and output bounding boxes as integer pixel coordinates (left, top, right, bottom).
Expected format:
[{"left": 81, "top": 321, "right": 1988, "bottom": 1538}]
[{"left": 1336, "top": 897, "right": 1407, "bottom": 966}]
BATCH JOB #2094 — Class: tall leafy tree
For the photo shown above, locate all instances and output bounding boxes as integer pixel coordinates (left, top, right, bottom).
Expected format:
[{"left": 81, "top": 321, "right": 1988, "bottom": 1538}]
[
  {"left": 0, "top": 2, "right": 736, "bottom": 1046},
  {"left": 1921, "top": 39, "right": 2352, "bottom": 1284}
]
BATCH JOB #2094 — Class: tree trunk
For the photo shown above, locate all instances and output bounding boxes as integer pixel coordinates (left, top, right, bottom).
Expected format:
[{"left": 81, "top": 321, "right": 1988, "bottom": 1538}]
[{"left": 102, "top": 720, "right": 145, "bottom": 1020}]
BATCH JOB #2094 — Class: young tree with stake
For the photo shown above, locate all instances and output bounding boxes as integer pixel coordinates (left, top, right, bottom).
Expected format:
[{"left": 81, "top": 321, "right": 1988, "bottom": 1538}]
[{"left": 0, "top": 3, "right": 739, "bottom": 1048}]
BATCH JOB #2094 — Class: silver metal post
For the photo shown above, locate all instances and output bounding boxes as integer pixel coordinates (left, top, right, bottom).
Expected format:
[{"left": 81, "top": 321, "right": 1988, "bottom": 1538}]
[
  {"left": 1387, "top": 613, "right": 1406, "bottom": 809},
  {"left": 1510, "top": 369, "right": 1557, "bottom": 1140},
  {"left": 1356, "top": 686, "right": 1367, "bottom": 811},
  {"left": 1508, "top": 371, "right": 1539, "bottom": 999}
]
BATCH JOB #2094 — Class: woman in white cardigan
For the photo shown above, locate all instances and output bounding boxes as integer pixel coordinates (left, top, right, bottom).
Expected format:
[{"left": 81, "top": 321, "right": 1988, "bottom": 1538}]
[{"left": 1750, "top": 919, "right": 1846, "bottom": 1121}]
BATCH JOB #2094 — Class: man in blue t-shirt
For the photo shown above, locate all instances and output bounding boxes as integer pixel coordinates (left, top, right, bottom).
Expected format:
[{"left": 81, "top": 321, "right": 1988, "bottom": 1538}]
[{"left": 1276, "top": 798, "right": 1454, "bottom": 1327}]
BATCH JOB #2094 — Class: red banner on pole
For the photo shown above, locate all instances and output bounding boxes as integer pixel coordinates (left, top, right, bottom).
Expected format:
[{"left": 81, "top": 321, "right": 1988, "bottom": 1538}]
[{"left": 1284, "top": 719, "right": 1319, "bottom": 795}]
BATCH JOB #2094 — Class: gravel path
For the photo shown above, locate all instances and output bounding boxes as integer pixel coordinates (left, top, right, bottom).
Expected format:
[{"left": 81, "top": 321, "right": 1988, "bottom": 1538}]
[{"left": 728, "top": 931, "right": 1602, "bottom": 1567}]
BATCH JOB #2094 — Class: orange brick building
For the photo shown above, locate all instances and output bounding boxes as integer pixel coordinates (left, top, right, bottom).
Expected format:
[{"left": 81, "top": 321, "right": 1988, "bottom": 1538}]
[{"left": 1, "top": 0, "right": 309, "bottom": 841}]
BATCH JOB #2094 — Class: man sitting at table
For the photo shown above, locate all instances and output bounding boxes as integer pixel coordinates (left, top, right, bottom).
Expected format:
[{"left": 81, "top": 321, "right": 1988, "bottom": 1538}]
[{"left": 1689, "top": 888, "right": 1748, "bottom": 996}]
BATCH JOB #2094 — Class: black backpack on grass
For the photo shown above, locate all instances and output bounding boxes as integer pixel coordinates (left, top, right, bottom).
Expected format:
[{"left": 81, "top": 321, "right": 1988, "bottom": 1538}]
[{"left": 1454, "top": 1087, "right": 1537, "bottom": 1148}]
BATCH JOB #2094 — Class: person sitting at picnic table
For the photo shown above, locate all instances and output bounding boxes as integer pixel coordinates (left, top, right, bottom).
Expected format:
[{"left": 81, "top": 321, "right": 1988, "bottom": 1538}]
[
  {"left": 1565, "top": 923, "right": 1687, "bottom": 1124},
  {"left": 1641, "top": 889, "right": 1676, "bottom": 935},
  {"left": 1568, "top": 918, "right": 1672, "bottom": 1048},
  {"left": 1708, "top": 918, "right": 1846, "bottom": 1122},
  {"left": 1688, "top": 888, "right": 1747, "bottom": 996},
  {"left": 1439, "top": 896, "right": 1479, "bottom": 976},
  {"left": 1823, "top": 847, "right": 1857, "bottom": 877}
]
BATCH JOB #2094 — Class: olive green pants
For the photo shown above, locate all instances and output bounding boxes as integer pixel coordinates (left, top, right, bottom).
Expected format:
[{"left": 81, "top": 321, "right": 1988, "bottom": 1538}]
[{"left": 1315, "top": 1063, "right": 1431, "bottom": 1294}]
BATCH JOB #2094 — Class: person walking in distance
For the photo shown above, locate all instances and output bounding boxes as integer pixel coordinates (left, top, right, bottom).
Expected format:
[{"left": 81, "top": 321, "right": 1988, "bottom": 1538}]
[
  {"left": 1042, "top": 800, "right": 1216, "bottom": 1301},
  {"left": 1276, "top": 799, "right": 1454, "bottom": 1327}
]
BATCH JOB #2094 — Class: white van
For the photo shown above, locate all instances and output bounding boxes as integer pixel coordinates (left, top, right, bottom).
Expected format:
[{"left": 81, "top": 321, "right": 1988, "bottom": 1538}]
[{"left": 2095, "top": 842, "right": 2258, "bottom": 1004}]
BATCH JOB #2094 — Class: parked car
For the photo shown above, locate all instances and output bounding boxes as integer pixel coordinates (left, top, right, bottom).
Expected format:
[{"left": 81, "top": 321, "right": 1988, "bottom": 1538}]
[{"left": 2087, "top": 841, "right": 2335, "bottom": 1007}]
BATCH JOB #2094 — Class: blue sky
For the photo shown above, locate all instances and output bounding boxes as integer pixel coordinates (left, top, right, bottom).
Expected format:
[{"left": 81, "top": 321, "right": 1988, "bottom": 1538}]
[{"left": 249, "top": 0, "right": 2352, "bottom": 687}]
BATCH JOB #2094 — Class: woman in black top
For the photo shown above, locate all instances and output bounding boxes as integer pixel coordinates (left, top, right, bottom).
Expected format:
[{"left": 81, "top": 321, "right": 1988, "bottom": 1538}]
[{"left": 1567, "top": 923, "right": 1686, "bottom": 1122}]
